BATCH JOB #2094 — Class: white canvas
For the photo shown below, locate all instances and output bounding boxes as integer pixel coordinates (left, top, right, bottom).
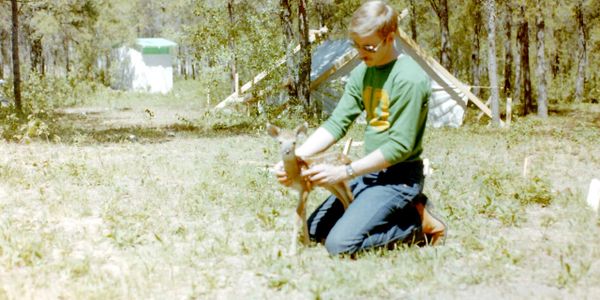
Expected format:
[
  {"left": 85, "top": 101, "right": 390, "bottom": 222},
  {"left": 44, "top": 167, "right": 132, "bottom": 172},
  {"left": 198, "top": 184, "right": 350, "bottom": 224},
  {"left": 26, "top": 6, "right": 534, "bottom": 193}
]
[{"left": 114, "top": 47, "right": 173, "bottom": 94}]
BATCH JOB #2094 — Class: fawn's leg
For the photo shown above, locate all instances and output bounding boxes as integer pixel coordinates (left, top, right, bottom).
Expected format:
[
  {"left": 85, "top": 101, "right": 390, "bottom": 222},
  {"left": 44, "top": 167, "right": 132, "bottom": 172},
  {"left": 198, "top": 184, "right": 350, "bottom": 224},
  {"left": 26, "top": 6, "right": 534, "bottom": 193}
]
[
  {"left": 291, "top": 189, "right": 310, "bottom": 255},
  {"left": 297, "top": 189, "right": 310, "bottom": 245},
  {"left": 325, "top": 183, "right": 353, "bottom": 210}
]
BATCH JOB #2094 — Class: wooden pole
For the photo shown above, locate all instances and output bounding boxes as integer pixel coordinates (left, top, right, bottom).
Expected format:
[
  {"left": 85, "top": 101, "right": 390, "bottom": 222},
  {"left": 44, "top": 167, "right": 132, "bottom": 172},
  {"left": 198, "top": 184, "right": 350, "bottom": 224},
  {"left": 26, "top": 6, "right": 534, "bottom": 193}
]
[
  {"left": 506, "top": 97, "right": 512, "bottom": 127},
  {"left": 396, "top": 27, "right": 492, "bottom": 118}
]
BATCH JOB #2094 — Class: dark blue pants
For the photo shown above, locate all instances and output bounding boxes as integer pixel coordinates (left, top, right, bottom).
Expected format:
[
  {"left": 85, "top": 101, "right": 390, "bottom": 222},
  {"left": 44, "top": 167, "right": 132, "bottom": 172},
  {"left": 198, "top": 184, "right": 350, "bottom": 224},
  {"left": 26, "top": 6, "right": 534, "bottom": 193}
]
[{"left": 307, "top": 160, "right": 426, "bottom": 255}]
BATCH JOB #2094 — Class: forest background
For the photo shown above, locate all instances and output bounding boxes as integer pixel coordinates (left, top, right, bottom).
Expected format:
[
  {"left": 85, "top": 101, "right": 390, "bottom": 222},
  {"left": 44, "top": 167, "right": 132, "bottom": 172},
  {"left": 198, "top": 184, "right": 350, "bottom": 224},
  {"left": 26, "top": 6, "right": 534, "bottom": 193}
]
[{"left": 1, "top": 0, "right": 599, "bottom": 123}]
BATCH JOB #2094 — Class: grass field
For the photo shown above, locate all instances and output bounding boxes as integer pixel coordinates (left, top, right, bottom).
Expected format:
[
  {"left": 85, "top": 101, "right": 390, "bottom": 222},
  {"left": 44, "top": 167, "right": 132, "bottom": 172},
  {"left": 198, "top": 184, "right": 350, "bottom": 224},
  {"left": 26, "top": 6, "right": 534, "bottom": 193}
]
[{"left": 1, "top": 80, "right": 599, "bottom": 299}]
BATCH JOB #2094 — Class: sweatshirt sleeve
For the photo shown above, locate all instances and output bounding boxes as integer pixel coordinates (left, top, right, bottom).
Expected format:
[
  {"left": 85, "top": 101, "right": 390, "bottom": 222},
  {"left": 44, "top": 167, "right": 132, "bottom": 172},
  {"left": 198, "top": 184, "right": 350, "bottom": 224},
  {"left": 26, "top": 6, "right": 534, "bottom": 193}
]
[
  {"left": 378, "top": 75, "right": 430, "bottom": 164},
  {"left": 321, "top": 66, "right": 365, "bottom": 140}
]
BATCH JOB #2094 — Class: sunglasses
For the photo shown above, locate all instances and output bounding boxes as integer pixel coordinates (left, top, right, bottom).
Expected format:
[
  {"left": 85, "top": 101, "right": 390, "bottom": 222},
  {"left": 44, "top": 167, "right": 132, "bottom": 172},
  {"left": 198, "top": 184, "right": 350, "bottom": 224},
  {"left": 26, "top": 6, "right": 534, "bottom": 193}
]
[{"left": 351, "top": 39, "right": 384, "bottom": 53}]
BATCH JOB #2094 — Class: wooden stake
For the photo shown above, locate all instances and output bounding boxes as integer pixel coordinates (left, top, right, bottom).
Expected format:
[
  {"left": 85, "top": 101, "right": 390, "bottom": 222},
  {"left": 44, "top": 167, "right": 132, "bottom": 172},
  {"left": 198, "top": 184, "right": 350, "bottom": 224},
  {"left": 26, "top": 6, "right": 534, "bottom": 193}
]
[
  {"left": 522, "top": 155, "right": 534, "bottom": 178},
  {"left": 506, "top": 97, "right": 512, "bottom": 127},
  {"left": 587, "top": 178, "right": 600, "bottom": 213}
]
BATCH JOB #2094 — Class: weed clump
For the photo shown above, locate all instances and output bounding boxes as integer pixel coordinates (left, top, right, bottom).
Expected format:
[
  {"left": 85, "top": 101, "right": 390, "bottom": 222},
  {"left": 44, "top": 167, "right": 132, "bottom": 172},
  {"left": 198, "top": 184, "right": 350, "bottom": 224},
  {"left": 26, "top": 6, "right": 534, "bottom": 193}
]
[{"left": 475, "top": 168, "right": 554, "bottom": 225}]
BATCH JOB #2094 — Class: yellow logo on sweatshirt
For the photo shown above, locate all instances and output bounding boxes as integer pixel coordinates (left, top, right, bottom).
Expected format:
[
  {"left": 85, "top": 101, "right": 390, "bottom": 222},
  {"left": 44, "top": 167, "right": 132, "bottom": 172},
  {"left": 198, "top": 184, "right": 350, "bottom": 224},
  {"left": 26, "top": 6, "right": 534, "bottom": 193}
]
[{"left": 363, "top": 87, "right": 390, "bottom": 131}]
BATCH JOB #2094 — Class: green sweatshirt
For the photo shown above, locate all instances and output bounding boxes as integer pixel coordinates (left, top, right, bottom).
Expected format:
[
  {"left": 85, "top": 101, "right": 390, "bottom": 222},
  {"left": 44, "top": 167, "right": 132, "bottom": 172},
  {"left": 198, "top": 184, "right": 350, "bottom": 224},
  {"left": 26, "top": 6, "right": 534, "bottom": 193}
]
[{"left": 322, "top": 55, "right": 431, "bottom": 165}]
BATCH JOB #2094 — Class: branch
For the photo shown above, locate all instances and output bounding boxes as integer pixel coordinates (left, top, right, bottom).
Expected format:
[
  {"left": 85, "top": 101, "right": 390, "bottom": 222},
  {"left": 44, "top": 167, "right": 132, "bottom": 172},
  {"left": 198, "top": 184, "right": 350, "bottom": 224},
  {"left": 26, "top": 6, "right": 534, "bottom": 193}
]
[{"left": 428, "top": 0, "right": 440, "bottom": 17}]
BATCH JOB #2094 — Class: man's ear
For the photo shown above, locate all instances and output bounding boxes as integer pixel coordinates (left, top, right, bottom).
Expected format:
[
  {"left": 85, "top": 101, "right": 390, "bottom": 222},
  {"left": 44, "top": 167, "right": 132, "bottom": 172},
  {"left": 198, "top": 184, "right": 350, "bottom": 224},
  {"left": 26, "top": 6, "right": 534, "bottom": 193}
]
[
  {"left": 266, "top": 123, "right": 280, "bottom": 138},
  {"left": 386, "top": 32, "right": 395, "bottom": 43},
  {"left": 295, "top": 122, "right": 308, "bottom": 137}
]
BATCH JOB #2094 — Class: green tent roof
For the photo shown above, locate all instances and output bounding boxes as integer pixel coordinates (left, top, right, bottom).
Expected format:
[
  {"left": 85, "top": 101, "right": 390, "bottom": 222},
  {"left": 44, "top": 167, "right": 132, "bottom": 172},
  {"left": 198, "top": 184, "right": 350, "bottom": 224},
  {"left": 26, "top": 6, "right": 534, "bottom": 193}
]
[{"left": 135, "top": 38, "right": 177, "bottom": 55}]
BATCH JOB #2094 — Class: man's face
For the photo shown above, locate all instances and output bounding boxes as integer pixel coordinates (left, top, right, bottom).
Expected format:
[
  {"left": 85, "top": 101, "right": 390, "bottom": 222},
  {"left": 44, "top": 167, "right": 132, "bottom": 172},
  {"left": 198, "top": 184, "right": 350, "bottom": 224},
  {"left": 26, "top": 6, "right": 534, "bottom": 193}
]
[{"left": 351, "top": 32, "right": 392, "bottom": 67}]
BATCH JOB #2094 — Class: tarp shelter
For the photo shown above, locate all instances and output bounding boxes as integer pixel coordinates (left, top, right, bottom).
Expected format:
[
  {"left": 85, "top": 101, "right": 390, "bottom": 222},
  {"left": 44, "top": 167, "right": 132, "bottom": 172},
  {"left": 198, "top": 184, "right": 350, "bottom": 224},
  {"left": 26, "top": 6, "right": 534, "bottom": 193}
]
[
  {"left": 216, "top": 24, "right": 491, "bottom": 128},
  {"left": 114, "top": 38, "right": 177, "bottom": 94}
]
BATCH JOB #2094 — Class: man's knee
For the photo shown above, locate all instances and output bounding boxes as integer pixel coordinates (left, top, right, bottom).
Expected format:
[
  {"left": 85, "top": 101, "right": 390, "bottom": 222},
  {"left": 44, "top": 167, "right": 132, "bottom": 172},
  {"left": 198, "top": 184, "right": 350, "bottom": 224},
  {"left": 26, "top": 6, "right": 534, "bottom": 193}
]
[{"left": 324, "top": 232, "right": 359, "bottom": 256}]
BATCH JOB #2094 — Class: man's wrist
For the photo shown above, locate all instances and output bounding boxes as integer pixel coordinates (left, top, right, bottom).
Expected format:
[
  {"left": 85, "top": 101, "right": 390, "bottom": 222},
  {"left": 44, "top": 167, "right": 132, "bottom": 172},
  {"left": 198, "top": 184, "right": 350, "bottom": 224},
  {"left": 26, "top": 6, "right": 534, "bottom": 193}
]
[{"left": 345, "top": 163, "right": 355, "bottom": 179}]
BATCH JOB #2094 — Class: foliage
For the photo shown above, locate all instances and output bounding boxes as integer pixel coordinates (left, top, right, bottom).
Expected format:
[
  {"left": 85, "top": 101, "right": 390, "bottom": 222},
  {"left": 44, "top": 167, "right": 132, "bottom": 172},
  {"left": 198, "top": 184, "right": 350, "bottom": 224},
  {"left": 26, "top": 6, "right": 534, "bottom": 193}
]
[{"left": 0, "top": 74, "right": 98, "bottom": 142}]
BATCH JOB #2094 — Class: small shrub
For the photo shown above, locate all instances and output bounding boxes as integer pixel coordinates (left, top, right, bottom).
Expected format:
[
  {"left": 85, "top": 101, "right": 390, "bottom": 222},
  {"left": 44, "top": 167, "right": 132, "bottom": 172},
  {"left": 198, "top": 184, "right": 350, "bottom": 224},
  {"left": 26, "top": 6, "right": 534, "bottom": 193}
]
[{"left": 514, "top": 176, "right": 553, "bottom": 207}]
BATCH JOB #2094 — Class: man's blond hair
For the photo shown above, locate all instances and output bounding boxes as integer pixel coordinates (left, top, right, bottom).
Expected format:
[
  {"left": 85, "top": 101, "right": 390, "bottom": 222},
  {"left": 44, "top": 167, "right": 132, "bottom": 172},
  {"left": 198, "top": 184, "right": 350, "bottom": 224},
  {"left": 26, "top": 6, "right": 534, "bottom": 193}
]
[{"left": 350, "top": 1, "right": 398, "bottom": 38}]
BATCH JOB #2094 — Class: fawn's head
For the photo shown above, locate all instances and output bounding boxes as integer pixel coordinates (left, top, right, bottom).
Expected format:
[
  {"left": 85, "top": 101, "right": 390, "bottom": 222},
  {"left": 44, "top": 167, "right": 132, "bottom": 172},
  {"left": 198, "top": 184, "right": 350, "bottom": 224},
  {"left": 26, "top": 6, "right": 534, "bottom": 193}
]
[{"left": 267, "top": 122, "right": 308, "bottom": 157}]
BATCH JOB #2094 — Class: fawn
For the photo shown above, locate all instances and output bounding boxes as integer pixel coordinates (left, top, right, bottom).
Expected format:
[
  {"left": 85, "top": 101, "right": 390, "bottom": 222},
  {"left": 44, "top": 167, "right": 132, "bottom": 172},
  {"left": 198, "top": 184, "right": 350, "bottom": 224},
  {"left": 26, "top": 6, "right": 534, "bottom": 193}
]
[{"left": 267, "top": 122, "right": 354, "bottom": 253}]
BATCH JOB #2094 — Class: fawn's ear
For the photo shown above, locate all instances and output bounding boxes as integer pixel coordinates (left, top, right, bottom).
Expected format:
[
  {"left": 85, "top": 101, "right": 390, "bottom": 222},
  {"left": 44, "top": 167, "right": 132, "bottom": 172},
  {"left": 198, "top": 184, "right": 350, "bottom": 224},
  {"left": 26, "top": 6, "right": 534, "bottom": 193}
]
[
  {"left": 295, "top": 122, "right": 308, "bottom": 137},
  {"left": 266, "top": 123, "right": 280, "bottom": 138}
]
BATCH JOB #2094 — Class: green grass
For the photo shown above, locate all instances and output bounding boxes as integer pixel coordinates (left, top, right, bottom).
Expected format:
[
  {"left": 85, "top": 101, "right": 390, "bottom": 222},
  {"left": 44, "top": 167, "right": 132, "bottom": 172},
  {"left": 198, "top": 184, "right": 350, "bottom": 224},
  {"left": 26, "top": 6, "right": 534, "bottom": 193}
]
[{"left": 1, "top": 80, "right": 599, "bottom": 298}]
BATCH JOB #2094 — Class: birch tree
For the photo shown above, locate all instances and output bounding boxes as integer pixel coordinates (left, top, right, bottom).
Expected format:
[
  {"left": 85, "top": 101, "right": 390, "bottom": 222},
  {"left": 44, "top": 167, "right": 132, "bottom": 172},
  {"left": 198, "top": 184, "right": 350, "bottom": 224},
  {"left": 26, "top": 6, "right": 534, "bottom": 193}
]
[
  {"left": 535, "top": 3, "right": 548, "bottom": 117},
  {"left": 470, "top": 0, "right": 482, "bottom": 98},
  {"left": 485, "top": 0, "right": 501, "bottom": 125},
  {"left": 428, "top": 0, "right": 453, "bottom": 71},
  {"left": 227, "top": 0, "right": 238, "bottom": 94},
  {"left": 574, "top": 0, "right": 587, "bottom": 103}
]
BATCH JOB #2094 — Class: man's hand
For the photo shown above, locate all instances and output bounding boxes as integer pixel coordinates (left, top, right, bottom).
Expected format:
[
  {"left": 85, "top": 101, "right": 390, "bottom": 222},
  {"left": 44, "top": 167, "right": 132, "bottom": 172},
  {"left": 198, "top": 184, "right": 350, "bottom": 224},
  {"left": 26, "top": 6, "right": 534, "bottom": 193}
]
[
  {"left": 302, "top": 164, "right": 348, "bottom": 186},
  {"left": 273, "top": 161, "right": 292, "bottom": 187}
]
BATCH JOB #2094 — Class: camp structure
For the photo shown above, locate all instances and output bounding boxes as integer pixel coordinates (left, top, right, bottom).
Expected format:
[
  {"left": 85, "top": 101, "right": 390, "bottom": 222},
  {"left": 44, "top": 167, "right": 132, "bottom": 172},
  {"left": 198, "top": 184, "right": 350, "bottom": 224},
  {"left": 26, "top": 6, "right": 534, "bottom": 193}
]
[
  {"left": 216, "top": 22, "right": 491, "bottom": 128},
  {"left": 113, "top": 38, "right": 177, "bottom": 94}
]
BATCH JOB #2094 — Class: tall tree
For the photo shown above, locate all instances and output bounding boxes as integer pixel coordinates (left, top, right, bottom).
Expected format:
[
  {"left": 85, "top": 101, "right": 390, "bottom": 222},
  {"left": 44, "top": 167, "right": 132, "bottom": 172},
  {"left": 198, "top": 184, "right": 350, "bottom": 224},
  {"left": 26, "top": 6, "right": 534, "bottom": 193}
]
[
  {"left": 502, "top": 2, "right": 513, "bottom": 99},
  {"left": 409, "top": 0, "right": 418, "bottom": 42},
  {"left": 535, "top": 3, "right": 547, "bottom": 117},
  {"left": 280, "top": 0, "right": 298, "bottom": 102},
  {"left": 470, "top": 0, "right": 482, "bottom": 98},
  {"left": 298, "top": 0, "right": 311, "bottom": 111},
  {"left": 428, "top": 0, "right": 452, "bottom": 72},
  {"left": 227, "top": 0, "right": 238, "bottom": 94},
  {"left": 0, "top": 29, "right": 6, "bottom": 79},
  {"left": 11, "top": 0, "right": 22, "bottom": 113},
  {"left": 297, "top": 0, "right": 311, "bottom": 110},
  {"left": 314, "top": 0, "right": 333, "bottom": 30},
  {"left": 575, "top": 0, "right": 587, "bottom": 103},
  {"left": 516, "top": 4, "right": 532, "bottom": 116},
  {"left": 485, "top": 0, "right": 501, "bottom": 125}
]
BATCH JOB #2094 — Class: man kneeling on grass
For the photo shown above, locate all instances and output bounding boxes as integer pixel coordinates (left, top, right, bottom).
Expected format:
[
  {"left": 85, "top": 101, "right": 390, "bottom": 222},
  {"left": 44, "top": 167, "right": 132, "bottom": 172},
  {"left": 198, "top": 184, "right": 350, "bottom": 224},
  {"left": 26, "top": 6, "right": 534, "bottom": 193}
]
[{"left": 274, "top": 0, "right": 446, "bottom": 256}]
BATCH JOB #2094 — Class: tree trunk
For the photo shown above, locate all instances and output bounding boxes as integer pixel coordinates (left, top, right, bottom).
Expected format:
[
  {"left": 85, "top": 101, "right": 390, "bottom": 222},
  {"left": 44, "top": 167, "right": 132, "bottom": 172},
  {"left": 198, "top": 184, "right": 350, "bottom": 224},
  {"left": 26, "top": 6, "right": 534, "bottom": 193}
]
[
  {"left": 471, "top": 0, "right": 482, "bottom": 98},
  {"left": 535, "top": 6, "right": 547, "bottom": 117},
  {"left": 486, "top": 0, "right": 501, "bottom": 126},
  {"left": 191, "top": 59, "right": 196, "bottom": 80},
  {"left": 575, "top": 1, "right": 586, "bottom": 103},
  {"left": 227, "top": 0, "right": 238, "bottom": 94},
  {"left": 298, "top": 0, "right": 312, "bottom": 111},
  {"left": 280, "top": 0, "right": 298, "bottom": 102},
  {"left": 104, "top": 53, "right": 110, "bottom": 85},
  {"left": 514, "top": 33, "right": 521, "bottom": 108},
  {"left": 517, "top": 5, "right": 532, "bottom": 116},
  {"left": 409, "top": 0, "right": 418, "bottom": 42},
  {"left": 314, "top": 0, "right": 333, "bottom": 30},
  {"left": 31, "top": 37, "right": 43, "bottom": 76},
  {"left": 429, "top": 0, "right": 452, "bottom": 72},
  {"left": 182, "top": 46, "right": 188, "bottom": 80},
  {"left": 11, "top": 0, "right": 22, "bottom": 113},
  {"left": 64, "top": 36, "right": 71, "bottom": 77},
  {"left": 503, "top": 3, "right": 513, "bottom": 99},
  {"left": 0, "top": 29, "right": 7, "bottom": 79}
]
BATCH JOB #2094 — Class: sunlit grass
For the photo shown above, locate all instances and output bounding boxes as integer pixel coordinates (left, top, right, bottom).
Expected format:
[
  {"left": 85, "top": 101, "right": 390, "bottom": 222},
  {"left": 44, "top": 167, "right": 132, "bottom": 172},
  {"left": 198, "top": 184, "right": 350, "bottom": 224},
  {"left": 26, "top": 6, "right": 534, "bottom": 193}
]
[{"left": 1, "top": 82, "right": 599, "bottom": 298}]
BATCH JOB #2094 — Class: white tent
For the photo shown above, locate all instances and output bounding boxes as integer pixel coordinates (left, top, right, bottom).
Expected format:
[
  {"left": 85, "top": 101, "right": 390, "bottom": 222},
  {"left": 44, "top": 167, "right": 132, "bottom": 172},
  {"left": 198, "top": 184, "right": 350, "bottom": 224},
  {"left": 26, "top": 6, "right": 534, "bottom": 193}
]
[
  {"left": 309, "top": 39, "right": 469, "bottom": 128},
  {"left": 216, "top": 25, "right": 491, "bottom": 128},
  {"left": 113, "top": 38, "right": 177, "bottom": 94}
]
